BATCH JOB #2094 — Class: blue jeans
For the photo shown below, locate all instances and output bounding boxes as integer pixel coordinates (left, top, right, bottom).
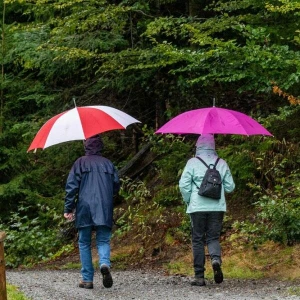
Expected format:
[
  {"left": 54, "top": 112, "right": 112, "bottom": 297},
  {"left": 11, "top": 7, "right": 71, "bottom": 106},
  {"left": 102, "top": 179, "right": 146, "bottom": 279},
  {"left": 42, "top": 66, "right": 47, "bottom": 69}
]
[
  {"left": 190, "top": 212, "right": 224, "bottom": 278},
  {"left": 78, "top": 225, "right": 112, "bottom": 282}
]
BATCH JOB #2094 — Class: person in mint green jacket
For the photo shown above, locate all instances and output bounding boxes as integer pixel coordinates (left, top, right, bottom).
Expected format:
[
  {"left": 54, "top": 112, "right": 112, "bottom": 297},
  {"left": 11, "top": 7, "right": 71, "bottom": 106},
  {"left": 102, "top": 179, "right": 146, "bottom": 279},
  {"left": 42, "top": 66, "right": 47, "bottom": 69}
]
[{"left": 179, "top": 134, "right": 235, "bottom": 286}]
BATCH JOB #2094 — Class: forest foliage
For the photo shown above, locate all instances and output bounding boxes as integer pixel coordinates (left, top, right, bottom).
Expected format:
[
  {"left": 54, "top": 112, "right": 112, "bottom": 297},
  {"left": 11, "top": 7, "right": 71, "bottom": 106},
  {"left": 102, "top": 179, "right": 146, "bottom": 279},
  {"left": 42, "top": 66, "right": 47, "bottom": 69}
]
[{"left": 0, "top": 0, "right": 299, "bottom": 267}]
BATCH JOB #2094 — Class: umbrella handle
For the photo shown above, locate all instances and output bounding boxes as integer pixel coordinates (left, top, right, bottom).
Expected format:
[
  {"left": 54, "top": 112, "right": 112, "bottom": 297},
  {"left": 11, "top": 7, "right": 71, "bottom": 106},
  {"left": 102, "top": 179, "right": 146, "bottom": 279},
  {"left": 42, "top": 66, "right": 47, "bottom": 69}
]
[{"left": 73, "top": 97, "right": 77, "bottom": 107}]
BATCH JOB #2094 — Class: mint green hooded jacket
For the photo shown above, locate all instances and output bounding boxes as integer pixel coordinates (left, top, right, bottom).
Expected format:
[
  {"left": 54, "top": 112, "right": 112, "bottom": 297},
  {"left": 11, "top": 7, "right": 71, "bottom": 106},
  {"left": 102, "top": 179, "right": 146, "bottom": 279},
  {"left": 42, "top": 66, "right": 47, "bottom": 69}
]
[{"left": 179, "top": 134, "right": 235, "bottom": 213}]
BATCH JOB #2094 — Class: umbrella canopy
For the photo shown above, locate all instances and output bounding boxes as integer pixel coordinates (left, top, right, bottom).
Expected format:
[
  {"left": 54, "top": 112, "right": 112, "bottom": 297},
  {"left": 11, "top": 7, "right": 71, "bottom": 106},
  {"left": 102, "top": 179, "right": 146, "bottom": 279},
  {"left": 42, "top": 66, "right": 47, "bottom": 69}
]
[
  {"left": 155, "top": 107, "right": 272, "bottom": 136},
  {"left": 28, "top": 105, "right": 140, "bottom": 151}
]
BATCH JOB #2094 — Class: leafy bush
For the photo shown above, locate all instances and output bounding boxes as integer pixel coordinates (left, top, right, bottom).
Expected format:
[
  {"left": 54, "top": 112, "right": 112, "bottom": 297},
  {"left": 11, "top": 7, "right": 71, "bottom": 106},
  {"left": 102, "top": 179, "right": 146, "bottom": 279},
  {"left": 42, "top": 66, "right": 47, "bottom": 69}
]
[
  {"left": 114, "top": 177, "right": 152, "bottom": 236},
  {"left": 234, "top": 171, "right": 300, "bottom": 246},
  {"left": 153, "top": 185, "right": 182, "bottom": 207},
  {"left": 256, "top": 176, "right": 300, "bottom": 245},
  {"left": 0, "top": 204, "right": 63, "bottom": 267},
  {"left": 217, "top": 136, "right": 257, "bottom": 191},
  {"left": 118, "top": 177, "right": 151, "bottom": 205},
  {"left": 153, "top": 136, "right": 193, "bottom": 185},
  {"left": 142, "top": 126, "right": 193, "bottom": 185}
]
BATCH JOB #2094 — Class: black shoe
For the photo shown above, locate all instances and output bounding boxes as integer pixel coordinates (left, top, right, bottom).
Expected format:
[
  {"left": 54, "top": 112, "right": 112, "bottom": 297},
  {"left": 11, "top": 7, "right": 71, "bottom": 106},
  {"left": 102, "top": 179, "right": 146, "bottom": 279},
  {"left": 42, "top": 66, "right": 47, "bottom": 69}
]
[
  {"left": 78, "top": 281, "right": 93, "bottom": 289},
  {"left": 100, "top": 265, "right": 113, "bottom": 288},
  {"left": 191, "top": 277, "right": 206, "bottom": 286},
  {"left": 212, "top": 260, "right": 223, "bottom": 284}
]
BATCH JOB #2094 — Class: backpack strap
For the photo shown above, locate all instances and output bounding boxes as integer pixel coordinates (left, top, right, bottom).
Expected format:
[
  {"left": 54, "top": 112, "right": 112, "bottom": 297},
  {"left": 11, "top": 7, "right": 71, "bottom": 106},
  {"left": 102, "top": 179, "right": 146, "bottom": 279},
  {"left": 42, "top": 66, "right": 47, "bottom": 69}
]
[
  {"left": 191, "top": 178, "right": 199, "bottom": 189},
  {"left": 196, "top": 157, "right": 209, "bottom": 169},
  {"left": 196, "top": 157, "right": 220, "bottom": 169},
  {"left": 214, "top": 157, "right": 220, "bottom": 169}
]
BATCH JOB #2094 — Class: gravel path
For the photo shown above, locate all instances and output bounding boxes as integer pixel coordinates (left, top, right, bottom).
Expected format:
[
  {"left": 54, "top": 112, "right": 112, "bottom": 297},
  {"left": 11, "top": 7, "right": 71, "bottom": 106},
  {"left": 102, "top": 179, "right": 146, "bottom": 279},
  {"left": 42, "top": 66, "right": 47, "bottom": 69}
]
[{"left": 7, "top": 269, "right": 300, "bottom": 300}]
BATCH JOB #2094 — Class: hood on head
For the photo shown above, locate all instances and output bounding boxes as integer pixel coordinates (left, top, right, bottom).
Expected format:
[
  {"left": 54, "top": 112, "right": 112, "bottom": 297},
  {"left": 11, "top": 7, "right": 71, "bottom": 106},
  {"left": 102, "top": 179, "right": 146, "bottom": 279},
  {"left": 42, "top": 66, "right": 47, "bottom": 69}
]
[
  {"left": 84, "top": 134, "right": 104, "bottom": 155},
  {"left": 196, "top": 134, "right": 215, "bottom": 150}
]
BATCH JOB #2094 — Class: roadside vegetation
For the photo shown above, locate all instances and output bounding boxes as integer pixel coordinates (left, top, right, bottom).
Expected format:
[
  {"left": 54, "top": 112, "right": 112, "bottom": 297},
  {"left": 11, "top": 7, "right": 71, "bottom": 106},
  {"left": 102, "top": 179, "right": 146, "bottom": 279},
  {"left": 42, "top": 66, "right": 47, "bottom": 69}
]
[{"left": 7, "top": 284, "right": 29, "bottom": 300}]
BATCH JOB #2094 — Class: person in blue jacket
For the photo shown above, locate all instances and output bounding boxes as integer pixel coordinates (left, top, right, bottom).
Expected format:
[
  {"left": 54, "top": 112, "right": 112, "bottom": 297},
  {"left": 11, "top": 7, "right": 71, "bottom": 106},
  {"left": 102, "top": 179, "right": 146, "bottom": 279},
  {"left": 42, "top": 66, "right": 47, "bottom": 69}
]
[
  {"left": 64, "top": 135, "right": 120, "bottom": 289},
  {"left": 179, "top": 134, "right": 235, "bottom": 286}
]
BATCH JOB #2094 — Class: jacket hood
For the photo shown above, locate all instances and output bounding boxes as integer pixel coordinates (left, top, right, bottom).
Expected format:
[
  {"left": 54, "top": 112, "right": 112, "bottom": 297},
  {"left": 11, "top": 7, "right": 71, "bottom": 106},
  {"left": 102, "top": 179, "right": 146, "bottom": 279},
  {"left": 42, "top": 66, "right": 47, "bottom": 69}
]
[
  {"left": 196, "top": 134, "right": 215, "bottom": 150},
  {"left": 84, "top": 135, "right": 104, "bottom": 155},
  {"left": 195, "top": 134, "right": 217, "bottom": 156}
]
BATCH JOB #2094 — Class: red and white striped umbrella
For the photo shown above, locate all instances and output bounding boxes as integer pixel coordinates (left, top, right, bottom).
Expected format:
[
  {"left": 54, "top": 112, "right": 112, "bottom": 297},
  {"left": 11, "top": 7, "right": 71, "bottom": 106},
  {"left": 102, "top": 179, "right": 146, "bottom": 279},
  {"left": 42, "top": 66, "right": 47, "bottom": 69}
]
[{"left": 28, "top": 105, "right": 140, "bottom": 151}]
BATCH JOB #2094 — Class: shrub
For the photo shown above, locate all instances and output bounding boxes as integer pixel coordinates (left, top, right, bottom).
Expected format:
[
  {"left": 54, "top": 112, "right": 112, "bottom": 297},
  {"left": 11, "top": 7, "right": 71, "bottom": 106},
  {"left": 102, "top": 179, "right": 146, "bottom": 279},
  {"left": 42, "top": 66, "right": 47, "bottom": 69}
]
[
  {"left": 234, "top": 171, "right": 300, "bottom": 245},
  {"left": 153, "top": 185, "right": 182, "bottom": 207},
  {"left": 0, "top": 204, "right": 63, "bottom": 267}
]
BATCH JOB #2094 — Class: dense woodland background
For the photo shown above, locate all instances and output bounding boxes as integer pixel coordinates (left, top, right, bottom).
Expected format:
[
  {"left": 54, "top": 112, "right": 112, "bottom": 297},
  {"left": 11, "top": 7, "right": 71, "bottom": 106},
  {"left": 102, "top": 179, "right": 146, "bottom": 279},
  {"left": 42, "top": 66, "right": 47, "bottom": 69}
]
[{"left": 0, "top": 0, "right": 299, "bottom": 269}]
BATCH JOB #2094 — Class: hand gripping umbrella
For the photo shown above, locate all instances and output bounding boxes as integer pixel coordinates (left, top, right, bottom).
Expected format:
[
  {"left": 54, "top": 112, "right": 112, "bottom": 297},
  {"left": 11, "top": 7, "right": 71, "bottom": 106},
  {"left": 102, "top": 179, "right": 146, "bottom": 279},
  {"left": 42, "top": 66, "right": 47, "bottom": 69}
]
[
  {"left": 155, "top": 107, "right": 272, "bottom": 136},
  {"left": 28, "top": 105, "right": 141, "bottom": 151}
]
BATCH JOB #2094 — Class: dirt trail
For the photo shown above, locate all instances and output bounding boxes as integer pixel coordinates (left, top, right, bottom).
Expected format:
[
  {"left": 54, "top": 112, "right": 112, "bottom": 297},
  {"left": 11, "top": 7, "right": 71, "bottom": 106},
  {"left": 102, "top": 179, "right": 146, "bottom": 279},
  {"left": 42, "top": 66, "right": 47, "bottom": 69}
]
[{"left": 6, "top": 269, "right": 300, "bottom": 300}]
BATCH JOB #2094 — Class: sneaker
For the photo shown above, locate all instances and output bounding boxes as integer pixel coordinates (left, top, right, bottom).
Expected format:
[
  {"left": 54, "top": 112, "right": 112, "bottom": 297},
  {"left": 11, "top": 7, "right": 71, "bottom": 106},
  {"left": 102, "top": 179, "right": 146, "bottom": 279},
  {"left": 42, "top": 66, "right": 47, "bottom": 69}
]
[
  {"left": 78, "top": 281, "right": 93, "bottom": 289},
  {"left": 191, "top": 277, "right": 206, "bottom": 286},
  {"left": 212, "top": 260, "right": 223, "bottom": 284},
  {"left": 100, "top": 265, "right": 113, "bottom": 288}
]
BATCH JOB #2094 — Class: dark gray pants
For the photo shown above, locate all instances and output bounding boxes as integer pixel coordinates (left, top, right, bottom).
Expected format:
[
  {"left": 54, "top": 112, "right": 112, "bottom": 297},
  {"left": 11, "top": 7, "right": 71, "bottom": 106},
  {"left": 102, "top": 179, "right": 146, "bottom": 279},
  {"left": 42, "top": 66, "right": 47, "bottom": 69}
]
[{"left": 190, "top": 211, "right": 224, "bottom": 278}]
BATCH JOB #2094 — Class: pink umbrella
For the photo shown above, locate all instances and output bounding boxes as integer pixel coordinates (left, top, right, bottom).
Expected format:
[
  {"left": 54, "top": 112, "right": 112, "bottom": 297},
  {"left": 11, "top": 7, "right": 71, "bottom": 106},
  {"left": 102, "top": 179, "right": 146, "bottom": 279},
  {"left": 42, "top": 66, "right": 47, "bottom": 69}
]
[
  {"left": 155, "top": 107, "right": 272, "bottom": 136},
  {"left": 28, "top": 105, "right": 140, "bottom": 151}
]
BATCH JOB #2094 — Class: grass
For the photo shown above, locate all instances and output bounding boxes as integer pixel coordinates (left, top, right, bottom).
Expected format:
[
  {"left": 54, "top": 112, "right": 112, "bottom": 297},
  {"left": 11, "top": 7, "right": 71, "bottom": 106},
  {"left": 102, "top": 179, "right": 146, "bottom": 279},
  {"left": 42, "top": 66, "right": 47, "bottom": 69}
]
[
  {"left": 7, "top": 284, "right": 30, "bottom": 300},
  {"left": 60, "top": 262, "right": 81, "bottom": 269},
  {"left": 164, "top": 241, "right": 300, "bottom": 280},
  {"left": 165, "top": 253, "right": 193, "bottom": 276},
  {"left": 60, "top": 244, "right": 136, "bottom": 270},
  {"left": 111, "top": 244, "right": 140, "bottom": 269},
  {"left": 222, "top": 241, "right": 300, "bottom": 280},
  {"left": 288, "top": 286, "right": 300, "bottom": 297},
  {"left": 24, "top": 231, "right": 299, "bottom": 282}
]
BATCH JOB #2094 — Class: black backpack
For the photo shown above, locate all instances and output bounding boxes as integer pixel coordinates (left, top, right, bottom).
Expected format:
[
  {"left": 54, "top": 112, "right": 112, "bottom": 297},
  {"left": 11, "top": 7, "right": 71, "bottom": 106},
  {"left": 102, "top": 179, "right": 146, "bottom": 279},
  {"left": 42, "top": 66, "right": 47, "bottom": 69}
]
[{"left": 194, "top": 157, "right": 222, "bottom": 200}]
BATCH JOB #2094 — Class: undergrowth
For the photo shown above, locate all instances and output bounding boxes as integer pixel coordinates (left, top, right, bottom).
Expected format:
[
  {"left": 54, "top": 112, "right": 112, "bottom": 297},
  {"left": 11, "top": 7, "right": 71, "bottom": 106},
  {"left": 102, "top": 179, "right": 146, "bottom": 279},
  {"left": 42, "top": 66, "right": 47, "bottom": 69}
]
[
  {"left": 7, "top": 284, "right": 29, "bottom": 300},
  {"left": 0, "top": 204, "right": 64, "bottom": 267}
]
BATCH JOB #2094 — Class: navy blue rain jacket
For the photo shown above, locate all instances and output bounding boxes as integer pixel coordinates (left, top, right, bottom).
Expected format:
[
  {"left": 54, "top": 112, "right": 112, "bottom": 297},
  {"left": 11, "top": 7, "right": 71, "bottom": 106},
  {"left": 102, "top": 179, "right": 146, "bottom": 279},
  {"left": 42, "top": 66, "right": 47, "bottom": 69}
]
[{"left": 64, "top": 136, "right": 120, "bottom": 229}]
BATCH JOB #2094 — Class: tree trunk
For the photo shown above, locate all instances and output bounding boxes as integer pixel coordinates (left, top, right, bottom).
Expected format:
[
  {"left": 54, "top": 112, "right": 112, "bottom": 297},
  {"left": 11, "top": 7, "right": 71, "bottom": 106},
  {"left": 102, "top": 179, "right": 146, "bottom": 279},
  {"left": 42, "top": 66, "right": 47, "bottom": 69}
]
[
  {"left": 0, "top": 232, "right": 7, "bottom": 300},
  {"left": 188, "top": 0, "right": 209, "bottom": 18},
  {"left": 188, "top": 0, "right": 201, "bottom": 17},
  {"left": 118, "top": 143, "right": 152, "bottom": 178},
  {"left": 0, "top": 1, "right": 6, "bottom": 133},
  {"left": 155, "top": 99, "right": 166, "bottom": 130}
]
